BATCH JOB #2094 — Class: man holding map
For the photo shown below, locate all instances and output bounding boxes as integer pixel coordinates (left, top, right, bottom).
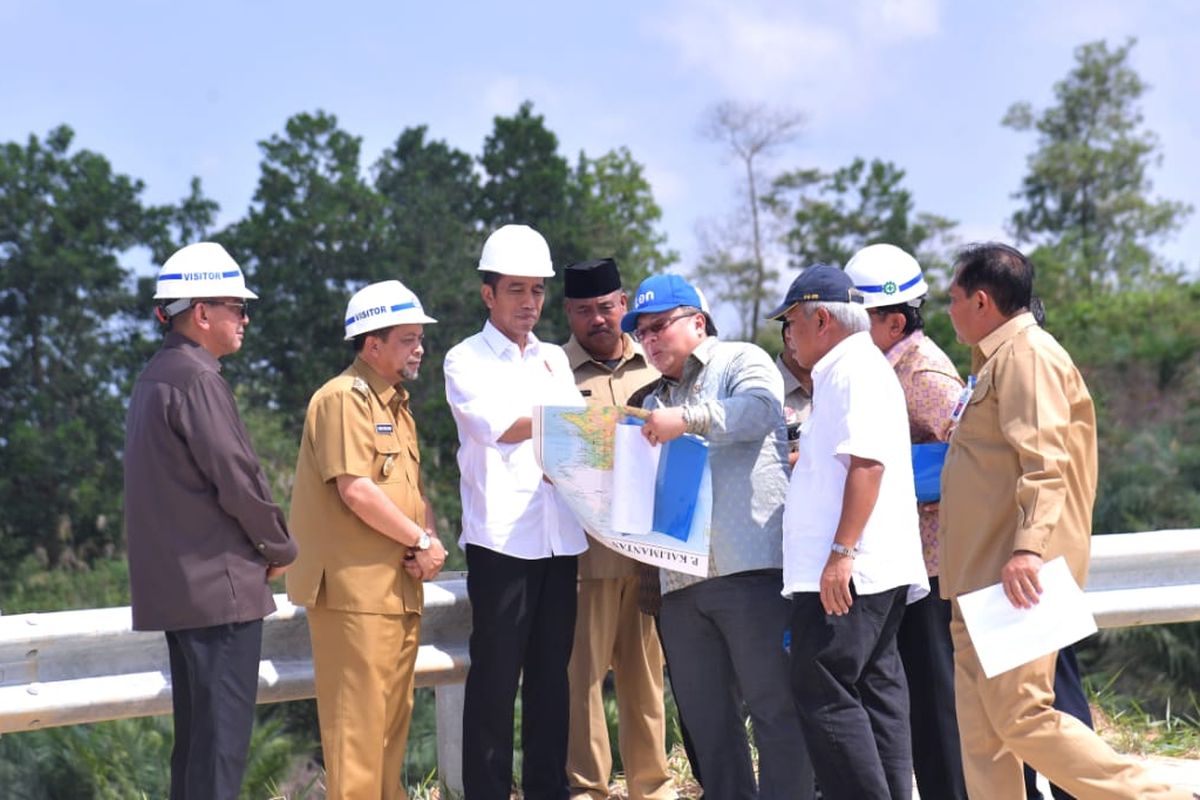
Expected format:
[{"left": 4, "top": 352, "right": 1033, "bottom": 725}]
[
  {"left": 621, "top": 274, "right": 813, "bottom": 800},
  {"left": 444, "top": 224, "right": 588, "bottom": 799},
  {"left": 561, "top": 258, "right": 672, "bottom": 800}
]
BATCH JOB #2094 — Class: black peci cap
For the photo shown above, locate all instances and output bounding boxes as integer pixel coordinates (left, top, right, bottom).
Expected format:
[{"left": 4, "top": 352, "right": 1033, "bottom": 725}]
[{"left": 564, "top": 258, "right": 622, "bottom": 299}]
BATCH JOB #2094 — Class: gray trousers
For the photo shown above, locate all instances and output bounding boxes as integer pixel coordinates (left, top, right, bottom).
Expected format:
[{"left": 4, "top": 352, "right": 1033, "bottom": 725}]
[{"left": 659, "top": 570, "right": 815, "bottom": 800}]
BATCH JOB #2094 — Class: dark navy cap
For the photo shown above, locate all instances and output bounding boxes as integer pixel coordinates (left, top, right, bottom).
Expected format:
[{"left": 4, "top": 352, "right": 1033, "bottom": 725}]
[{"left": 765, "top": 264, "right": 864, "bottom": 320}]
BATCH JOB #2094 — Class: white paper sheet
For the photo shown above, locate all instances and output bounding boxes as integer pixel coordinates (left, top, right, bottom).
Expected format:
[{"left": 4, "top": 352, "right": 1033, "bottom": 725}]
[
  {"left": 957, "top": 556, "right": 1098, "bottom": 679},
  {"left": 610, "top": 423, "right": 660, "bottom": 535}
]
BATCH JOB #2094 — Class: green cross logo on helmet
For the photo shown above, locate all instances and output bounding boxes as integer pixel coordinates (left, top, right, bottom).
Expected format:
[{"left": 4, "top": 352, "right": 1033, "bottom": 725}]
[{"left": 883, "top": 280, "right": 898, "bottom": 295}]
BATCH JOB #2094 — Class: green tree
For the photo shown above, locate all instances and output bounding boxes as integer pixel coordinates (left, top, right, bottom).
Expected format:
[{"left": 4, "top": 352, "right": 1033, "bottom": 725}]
[
  {"left": 219, "top": 111, "right": 389, "bottom": 421},
  {"left": 0, "top": 126, "right": 160, "bottom": 569},
  {"left": 767, "top": 157, "right": 957, "bottom": 276},
  {"left": 563, "top": 146, "right": 678, "bottom": 288},
  {"left": 479, "top": 101, "right": 570, "bottom": 234},
  {"left": 1003, "top": 38, "right": 1192, "bottom": 299}
]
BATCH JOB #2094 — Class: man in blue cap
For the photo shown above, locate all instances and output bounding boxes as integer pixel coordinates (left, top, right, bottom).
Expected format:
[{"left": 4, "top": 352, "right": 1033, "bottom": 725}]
[
  {"left": 622, "top": 274, "right": 814, "bottom": 800},
  {"left": 767, "top": 264, "right": 928, "bottom": 800}
]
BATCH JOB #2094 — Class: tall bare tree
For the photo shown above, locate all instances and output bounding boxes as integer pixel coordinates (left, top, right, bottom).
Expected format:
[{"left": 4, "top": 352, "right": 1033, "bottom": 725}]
[{"left": 700, "top": 101, "right": 805, "bottom": 339}]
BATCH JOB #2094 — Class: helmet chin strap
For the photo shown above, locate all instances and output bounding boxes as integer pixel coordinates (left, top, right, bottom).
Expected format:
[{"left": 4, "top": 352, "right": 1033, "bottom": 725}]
[{"left": 163, "top": 297, "right": 194, "bottom": 317}]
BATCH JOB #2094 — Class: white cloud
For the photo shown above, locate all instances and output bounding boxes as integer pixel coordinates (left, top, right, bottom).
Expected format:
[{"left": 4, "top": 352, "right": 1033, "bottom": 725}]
[
  {"left": 644, "top": 0, "right": 942, "bottom": 113},
  {"left": 857, "top": 0, "right": 941, "bottom": 40}
]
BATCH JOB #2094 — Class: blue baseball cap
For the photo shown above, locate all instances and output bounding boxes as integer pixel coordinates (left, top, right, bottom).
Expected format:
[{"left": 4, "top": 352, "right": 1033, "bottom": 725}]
[
  {"left": 620, "top": 274, "right": 716, "bottom": 334},
  {"left": 765, "top": 264, "right": 865, "bottom": 320}
]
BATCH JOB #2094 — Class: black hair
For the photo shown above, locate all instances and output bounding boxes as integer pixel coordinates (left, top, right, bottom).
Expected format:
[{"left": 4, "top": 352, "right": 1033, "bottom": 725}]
[
  {"left": 951, "top": 242, "right": 1033, "bottom": 316},
  {"left": 873, "top": 303, "right": 924, "bottom": 335},
  {"left": 352, "top": 325, "right": 397, "bottom": 353},
  {"left": 480, "top": 270, "right": 502, "bottom": 289}
]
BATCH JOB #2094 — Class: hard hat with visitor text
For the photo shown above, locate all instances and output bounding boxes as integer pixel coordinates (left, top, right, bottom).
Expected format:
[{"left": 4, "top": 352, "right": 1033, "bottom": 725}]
[
  {"left": 154, "top": 242, "right": 258, "bottom": 317},
  {"left": 344, "top": 280, "right": 437, "bottom": 340}
]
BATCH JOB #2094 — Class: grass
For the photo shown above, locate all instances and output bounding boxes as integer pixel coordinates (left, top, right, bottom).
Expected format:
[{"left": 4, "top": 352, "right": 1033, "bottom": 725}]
[{"left": 1090, "top": 675, "right": 1200, "bottom": 759}]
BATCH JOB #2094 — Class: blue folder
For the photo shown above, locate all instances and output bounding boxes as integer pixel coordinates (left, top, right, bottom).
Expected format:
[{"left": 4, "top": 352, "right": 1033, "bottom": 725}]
[
  {"left": 912, "top": 442, "right": 949, "bottom": 503},
  {"left": 622, "top": 417, "right": 709, "bottom": 542}
]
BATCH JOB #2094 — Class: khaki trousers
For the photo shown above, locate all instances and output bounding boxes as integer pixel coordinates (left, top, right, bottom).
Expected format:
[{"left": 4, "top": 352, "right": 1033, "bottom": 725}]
[
  {"left": 950, "top": 602, "right": 1190, "bottom": 799},
  {"left": 307, "top": 605, "right": 421, "bottom": 800},
  {"left": 567, "top": 575, "right": 673, "bottom": 800}
]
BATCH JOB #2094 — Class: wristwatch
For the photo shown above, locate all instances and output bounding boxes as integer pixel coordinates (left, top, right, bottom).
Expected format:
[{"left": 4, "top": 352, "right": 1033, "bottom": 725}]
[
  {"left": 416, "top": 530, "right": 432, "bottom": 551},
  {"left": 830, "top": 542, "right": 857, "bottom": 558}
]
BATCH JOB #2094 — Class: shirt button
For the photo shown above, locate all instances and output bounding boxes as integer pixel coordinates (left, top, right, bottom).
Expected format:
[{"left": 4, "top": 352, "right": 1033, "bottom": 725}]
[{"left": 257, "top": 543, "right": 266, "bottom": 551}]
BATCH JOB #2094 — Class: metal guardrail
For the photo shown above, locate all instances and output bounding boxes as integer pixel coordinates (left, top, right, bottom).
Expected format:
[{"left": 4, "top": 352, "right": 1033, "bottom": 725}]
[{"left": 1, "top": 532, "right": 1199, "bottom": 790}]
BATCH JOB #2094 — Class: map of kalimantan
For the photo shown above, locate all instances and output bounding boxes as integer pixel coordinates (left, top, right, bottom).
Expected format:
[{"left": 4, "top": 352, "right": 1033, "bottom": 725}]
[{"left": 559, "top": 405, "right": 623, "bottom": 470}]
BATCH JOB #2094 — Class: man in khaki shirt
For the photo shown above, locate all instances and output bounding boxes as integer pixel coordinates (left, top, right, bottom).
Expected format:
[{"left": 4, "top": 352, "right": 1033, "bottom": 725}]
[
  {"left": 940, "top": 243, "right": 1191, "bottom": 800},
  {"left": 561, "top": 259, "right": 673, "bottom": 800},
  {"left": 287, "top": 280, "right": 448, "bottom": 800}
]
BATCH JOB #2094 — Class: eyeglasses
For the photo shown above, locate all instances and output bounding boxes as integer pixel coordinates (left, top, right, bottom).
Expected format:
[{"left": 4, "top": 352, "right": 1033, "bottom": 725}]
[
  {"left": 633, "top": 312, "right": 695, "bottom": 343},
  {"left": 203, "top": 300, "right": 250, "bottom": 318}
]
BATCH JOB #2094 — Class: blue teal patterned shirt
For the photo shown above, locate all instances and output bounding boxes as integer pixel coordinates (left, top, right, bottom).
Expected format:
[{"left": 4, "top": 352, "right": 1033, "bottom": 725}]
[{"left": 642, "top": 337, "right": 789, "bottom": 594}]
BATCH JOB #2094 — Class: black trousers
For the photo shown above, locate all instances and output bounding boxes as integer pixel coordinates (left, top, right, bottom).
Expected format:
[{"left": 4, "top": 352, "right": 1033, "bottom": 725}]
[
  {"left": 462, "top": 545, "right": 578, "bottom": 800},
  {"left": 897, "top": 576, "right": 968, "bottom": 800},
  {"left": 165, "top": 619, "right": 263, "bottom": 800},
  {"left": 791, "top": 585, "right": 912, "bottom": 800},
  {"left": 659, "top": 572, "right": 814, "bottom": 800},
  {"left": 1024, "top": 644, "right": 1095, "bottom": 800}
]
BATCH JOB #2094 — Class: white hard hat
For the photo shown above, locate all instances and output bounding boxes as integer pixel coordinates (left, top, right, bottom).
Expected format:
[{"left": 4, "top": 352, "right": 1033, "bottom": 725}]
[
  {"left": 155, "top": 242, "right": 258, "bottom": 316},
  {"left": 478, "top": 224, "right": 554, "bottom": 277},
  {"left": 843, "top": 244, "right": 929, "bottom": 309},
  {"left": 344, "top": 280, "right": 437, "bottom": 340}
]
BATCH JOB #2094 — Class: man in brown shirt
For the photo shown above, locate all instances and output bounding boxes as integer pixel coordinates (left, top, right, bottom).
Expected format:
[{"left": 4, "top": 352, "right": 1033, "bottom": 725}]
[
  {"left": 287, "top": 280, "right": 447, "bottom": 800},
  {"left": 940, "top": 243, "right": 1190, "bottom": 799},
  {"left": 561, "top": 259, "right": 673, "bottom": 800},
  {"left": 125, "top": 242, "right": 297, "bottom": 800}
]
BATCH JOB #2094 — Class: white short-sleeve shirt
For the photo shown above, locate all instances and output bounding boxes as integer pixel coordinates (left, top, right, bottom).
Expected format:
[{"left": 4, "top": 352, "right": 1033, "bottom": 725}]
[
  {"left": 782, "top": 331, "right": 929, "bottom": 602},
  {"left": 444, "top": 320, "right": 588, "bottom": 559}
]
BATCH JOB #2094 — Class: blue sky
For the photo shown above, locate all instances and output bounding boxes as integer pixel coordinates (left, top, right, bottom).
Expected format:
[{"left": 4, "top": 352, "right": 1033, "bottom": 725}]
[{"left": 4, "top": 0, "right": 1198, "bottom": 316}]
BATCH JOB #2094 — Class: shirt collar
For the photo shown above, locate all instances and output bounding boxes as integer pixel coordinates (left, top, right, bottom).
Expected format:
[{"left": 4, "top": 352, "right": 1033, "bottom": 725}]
[
  {"left": 352, "top": 356, "right": 401, "bottom": 408},
  {"left": 563, "top": 333, "right": 644, "bottom": 371},
  {"left": 657, "top": 336, "right": 717, "bottom": 389},
  {"left": 482, "top": 318, "right": 540, "bottom": 360},
  {"left": 884, "top": 329, "right": 925, "bottom": 368},
  {"left": 775, "top": 353, "right": 810, "bottom": 399},
  {"left": 164, "top": 331, "right": 221, "bottom": 372},
  {"left": 974, "top": 312, "right": 1038, "bottom": 366},
  {"left": 812, "top": 331, "right": 873, "bottom": 378}
]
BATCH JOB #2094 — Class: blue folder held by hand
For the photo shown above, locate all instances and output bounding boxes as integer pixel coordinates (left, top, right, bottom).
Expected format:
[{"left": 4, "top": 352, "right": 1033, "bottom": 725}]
[
  {"left": 912, "top": 442, "right": 949, "bottom": 503},
  {"left": 653, "top": 434, "right": 708, "bottom": 541}
]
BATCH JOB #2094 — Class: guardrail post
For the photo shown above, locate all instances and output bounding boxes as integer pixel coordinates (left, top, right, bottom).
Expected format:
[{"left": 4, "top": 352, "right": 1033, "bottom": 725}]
[{"left": 435, "top": 682, "right": 465, "bottom": 797}]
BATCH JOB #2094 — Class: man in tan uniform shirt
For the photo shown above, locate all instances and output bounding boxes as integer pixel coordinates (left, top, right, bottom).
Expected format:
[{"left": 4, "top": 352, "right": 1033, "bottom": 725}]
[
  {"left": 287, "top": 280, "right": 448, "bottom": 800},
  {"left": 562, "top": 259, "right": 673, "bottom": 800},
  {"left": 940, "top": 243, "right": 1192, "bottom": 800}
]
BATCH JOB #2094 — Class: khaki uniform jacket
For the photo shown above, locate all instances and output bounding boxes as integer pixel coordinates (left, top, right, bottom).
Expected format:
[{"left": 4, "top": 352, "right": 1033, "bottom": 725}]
[
  {"left": 124, "top": 332, "right": 296, "bottom": 631},
  {"left": 939, "top": 313, "right": 1098, "bottom": 599},
  {"left": 563, "top": 334, "right": 659, "bottom": 579},
  {"left": 286, "top": 358, "right": 424, "bottom": 615}
]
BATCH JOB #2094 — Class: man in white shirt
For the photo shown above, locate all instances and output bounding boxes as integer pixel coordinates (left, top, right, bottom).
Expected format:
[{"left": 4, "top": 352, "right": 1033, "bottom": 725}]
[
  {"left": 766, "top": 264, "right": 929, "bottom": 800},
  {"left": 444, "top": 224, "right": 588, "bottom": 800}
]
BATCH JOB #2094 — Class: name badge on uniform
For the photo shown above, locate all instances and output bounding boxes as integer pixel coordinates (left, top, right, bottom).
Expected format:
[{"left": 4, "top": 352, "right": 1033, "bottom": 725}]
[
  {"left": 376, "top": 423, "right": 394, "bottom": 434},
  {"left": 949, "top": 374, "right": 977, "bottom": 425}
]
